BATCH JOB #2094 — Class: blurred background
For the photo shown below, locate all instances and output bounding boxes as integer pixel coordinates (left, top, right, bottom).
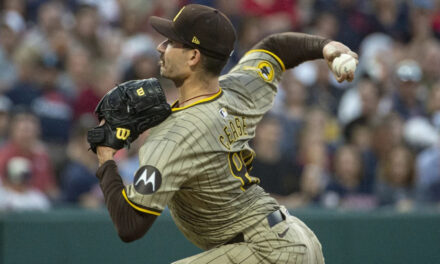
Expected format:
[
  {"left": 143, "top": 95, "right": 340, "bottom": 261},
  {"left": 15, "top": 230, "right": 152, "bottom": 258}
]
[{"left": 0, "top": 0, "right": 440, "bottom": 263}]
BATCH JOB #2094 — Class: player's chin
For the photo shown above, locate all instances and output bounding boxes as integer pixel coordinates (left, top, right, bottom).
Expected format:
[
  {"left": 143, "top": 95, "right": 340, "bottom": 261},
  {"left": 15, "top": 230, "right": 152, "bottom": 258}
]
[
  {"left": 160, "top": 70, "right": 177, "bottom": 82},
  {"left": 159, "top": 67, "right": 168, "bottom": 77}
]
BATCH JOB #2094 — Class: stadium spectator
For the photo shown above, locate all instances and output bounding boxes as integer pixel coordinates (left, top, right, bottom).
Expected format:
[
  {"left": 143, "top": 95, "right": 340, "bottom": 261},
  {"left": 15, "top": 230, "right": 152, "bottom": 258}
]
[
  {"left": 241, "top": 0, "right": 299, "bottom": 32},
  {"left": 339, "top": 74, "right": 383, "bottom": 127},
  {"left": 2, "top": 0, "right": 26, "bottom": 17},
  {"left": 72, "top": 3, "right": 101, "bottom": 59},
  {"left": 418, "top": 40, "right": 440, "bottom": 88},
  {"left": 122, "top": 47, "right": 159, "bottom": 82},
  {"left": 59, "top": 118, "right": 102, "bottom": 208},
  {"left": 295, "top": 127, "right": 329, "bottom": 208},
  {"left": 0, "top": 156, "right": 50, "bottom": 211},
  {"left": 432, "top": 0, "right": 440, "bottom": 38},
  {"left": 0, "top": 111, "right": 58, "bottom": 199},
  {"left": 72, "top": 54, "right": 118, "bottom": 120},
  {"left": 375, "top": 145, "right": 415, "bottom": 211},
  {"left": 342, "top": 76, "right": 382, "bottom": 190},
  {"left": 99, "top": 30, "right": 123, "bottom": 69},
  {"left": 283, "top": 116, "right": 331, "bottom": 208},
  {"left": 0, "top": 96, "right": 12, "bottom": 147},
  {"left": 390, "top": 59, "right": 426, "bottom": 120},
  {"left": 408, "top": 0, "right": 436, "bottom": 51},
  {"left": 251, "top": 115, "right": 298, "bottom": 197},
  {"left": 10, "top": 53, "right": 73, "bottom": 175},
  {"left": 79, "top": 0, "right": 121, "bottom": 26},
  {"left": 64, "top": 46, "right": 94, "bottom": 117},
  {"left": 118, "top": 2, "right": 151, "bottom": 37},
  {"left": 372, "top": 113, "right": 405, "bottom": 162},
  {"left": 427, "top": 81, "right": 440, "bottom": 131},
  {"left": 338, "top": 33, "right": 396, "bottom": 126},
  {"left": 31, "top": 54, "right": 73, "bottom": 145},
  {"left": 314, "top": 0, "right": 374, "bottom": 50},
  {"left": 304, "top": 107, "right": 340, "bottom": 146},
  {"left": 416, "top": 142, "right": 440, "bottom": 206},
  {"left": 0, "top": 12, "right": 21, "bottom": 92},
  {"left": 415, "top": 83, "right": 440, "bottom": 205},
  {"left": 344, "top": 118, "right": 378, "bottom": 195},
  {"left": 308, "top": 11, "right": 339, "bottom": 39},
  {"left": 19, "top": 1, "right": 65, "bottom": 70},
  {"left": 233, "top": 16, "right": 264, "bottom": 59},
  {"left": 322, "top": 144, "right": 376, "bottom": 210},
  {"left": 5, "top": 44, "right": 41, "bottom": 106},
  {"left": 215, "top": 0, "right": 242, "bottom": 28},
  {"left": 305, "top": 60, "right": 344, "bottom": 116},
  {"left": 274, "top": 72, "right": 307, "bottom": 156},
  {"left": 367, "top": 0, "right": 411, "bottom": 42}
]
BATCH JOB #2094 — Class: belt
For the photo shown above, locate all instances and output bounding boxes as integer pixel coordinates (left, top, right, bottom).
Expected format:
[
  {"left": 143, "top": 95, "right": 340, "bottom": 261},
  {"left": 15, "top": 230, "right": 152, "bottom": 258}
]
[{"left": 225, "top": 209, "right": 285, "bottom": 244}]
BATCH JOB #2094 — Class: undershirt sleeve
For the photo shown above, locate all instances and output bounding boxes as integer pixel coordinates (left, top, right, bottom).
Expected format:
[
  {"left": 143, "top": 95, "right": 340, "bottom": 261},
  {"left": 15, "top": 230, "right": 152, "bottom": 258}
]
[
  {"left": 96, "top": 160, "right": 157, "bottom": 242},
  {"left": 252, "top": 32, "right": 331, "bottom": 69}
]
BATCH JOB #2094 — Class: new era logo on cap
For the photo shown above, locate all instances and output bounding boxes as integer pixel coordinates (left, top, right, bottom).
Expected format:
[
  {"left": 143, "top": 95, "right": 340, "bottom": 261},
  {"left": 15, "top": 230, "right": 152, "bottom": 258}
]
[
  {"left": 192, "top": 36, "right": 200, "bottom": 45},
  {"left": 149, "top": 4, "right": 236, "bottom": 60}
]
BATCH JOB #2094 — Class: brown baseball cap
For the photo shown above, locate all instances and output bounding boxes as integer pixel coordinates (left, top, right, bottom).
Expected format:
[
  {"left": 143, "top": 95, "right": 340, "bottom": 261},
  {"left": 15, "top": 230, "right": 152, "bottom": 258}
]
[{"left": 149, "top": 4, "right": 236, "bottom": 60}]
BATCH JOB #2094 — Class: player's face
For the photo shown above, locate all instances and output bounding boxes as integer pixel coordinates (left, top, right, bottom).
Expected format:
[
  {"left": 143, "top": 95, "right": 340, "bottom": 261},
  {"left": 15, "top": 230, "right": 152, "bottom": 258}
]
[{"left": 157, "top": 39, "right": 192, "bottom": 83}]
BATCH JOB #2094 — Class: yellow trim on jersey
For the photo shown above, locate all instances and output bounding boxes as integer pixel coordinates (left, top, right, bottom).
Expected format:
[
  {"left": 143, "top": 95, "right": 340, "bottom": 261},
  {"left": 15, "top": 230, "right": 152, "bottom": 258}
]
[
  {"left": 245, "top": 49, "right": 286, "bottom": 72},
  {"left": 121, "top": 189, "right": 161, "bottom": 216},
  {"left": 242, "top": 151, "right": 254, "bottom": 165},
  {"left": 244, "top": 172, "right": 253, "bottom": 182},
  {"left": 171, "top": 88, "right": 223, "bottom": 112}
]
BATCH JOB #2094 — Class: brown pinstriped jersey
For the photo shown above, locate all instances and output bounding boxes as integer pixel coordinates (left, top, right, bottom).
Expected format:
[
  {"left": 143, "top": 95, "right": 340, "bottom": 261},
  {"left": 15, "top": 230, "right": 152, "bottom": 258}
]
[{"left": 124, "top": 50, "right": 285, "bottom": 250}]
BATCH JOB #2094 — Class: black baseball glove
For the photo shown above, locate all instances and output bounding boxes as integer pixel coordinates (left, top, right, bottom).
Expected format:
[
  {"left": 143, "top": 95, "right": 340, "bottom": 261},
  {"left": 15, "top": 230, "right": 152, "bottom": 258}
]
[{"left": 87, "top": 78, "right": 171, "bottom": 153}]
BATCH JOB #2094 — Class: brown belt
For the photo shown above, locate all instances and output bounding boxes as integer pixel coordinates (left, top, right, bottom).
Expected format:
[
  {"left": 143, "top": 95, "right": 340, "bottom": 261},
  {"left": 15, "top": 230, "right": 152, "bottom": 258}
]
[{"left": 225, "top": 209, "right": 285, "bottom": 244}]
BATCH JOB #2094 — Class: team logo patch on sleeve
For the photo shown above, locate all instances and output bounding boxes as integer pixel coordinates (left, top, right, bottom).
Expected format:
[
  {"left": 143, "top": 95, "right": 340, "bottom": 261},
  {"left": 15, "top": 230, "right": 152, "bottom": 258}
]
[
  {"left": 257, "top": 61, "right": 274, "bottom": 82},
  {"left": 133, "top": 165, "right": 162, "bottom": 194}
]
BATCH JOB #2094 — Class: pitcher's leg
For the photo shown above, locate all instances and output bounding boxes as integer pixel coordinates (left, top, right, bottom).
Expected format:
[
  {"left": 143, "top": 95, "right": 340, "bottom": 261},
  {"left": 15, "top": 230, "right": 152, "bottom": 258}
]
[
  {"left": 172, "top": 243, "right": 264, "bottom": 264},
  {"left": 286, "top": 215, "right": 325, "bottom": 264}
]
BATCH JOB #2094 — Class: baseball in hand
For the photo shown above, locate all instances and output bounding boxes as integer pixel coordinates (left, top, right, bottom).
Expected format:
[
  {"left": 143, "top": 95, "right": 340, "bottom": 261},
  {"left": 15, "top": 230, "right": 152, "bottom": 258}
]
[{"left": 332, "top": 53, "right": 357, "bottom": 77}]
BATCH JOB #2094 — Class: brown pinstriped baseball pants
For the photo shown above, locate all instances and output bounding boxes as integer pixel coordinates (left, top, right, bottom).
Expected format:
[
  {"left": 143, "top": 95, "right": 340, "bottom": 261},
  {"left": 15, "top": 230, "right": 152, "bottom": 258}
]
[{"left": 173, "top": 207, "right": 325, "bottom": 264}]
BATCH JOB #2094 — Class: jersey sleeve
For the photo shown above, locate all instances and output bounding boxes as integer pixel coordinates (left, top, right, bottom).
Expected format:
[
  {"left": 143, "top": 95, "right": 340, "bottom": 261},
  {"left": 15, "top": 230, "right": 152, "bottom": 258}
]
[
  {"left": 123, "top": 139, "right": 192, "bottom": 215},
  {"left": 221, "top": 49, "right": 285, "bottom": 112}
]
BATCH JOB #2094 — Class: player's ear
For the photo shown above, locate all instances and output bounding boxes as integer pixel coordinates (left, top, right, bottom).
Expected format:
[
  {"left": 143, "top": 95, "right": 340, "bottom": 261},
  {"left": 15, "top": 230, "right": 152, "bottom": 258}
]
[{"left": 187, "top": 49, "right": 201, "bottom": 67}]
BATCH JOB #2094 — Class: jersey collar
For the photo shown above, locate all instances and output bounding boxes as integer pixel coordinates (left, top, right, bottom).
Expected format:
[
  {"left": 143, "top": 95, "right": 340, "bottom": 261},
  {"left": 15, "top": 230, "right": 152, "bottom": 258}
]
[{"left": 171, "top": 88, "right": 223, "bottom": 112}]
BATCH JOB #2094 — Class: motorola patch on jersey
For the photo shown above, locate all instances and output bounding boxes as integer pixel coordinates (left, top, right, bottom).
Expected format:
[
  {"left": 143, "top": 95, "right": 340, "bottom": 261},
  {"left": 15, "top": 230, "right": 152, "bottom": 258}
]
[{"left": 133, "top": 165, "right": 162, "bottom": 194}]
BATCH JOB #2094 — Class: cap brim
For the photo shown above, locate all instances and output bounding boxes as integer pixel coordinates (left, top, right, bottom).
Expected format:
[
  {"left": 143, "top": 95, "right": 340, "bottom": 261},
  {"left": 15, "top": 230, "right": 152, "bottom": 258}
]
[{"left": 149, "top": 16, "right": 183, "bottom": 43}]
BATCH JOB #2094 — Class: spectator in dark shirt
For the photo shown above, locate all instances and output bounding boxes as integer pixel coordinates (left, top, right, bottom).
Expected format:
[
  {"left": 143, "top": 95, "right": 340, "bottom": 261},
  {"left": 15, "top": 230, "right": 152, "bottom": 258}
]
[
  {"left": 322, "top": 144, "right": 377, "bottom": 209},
  {"left": 32, "top": 55, "right": 73, "bottom": 144},
  {"left": 6, "top": 47, "right": 41, "bottom": 106},
  {"left": 391, "top": 59, "right": 426, "bottom": 120},
  {"left": 368, "top": 0, "right": 411, "bottom": 42},
  {"left": 59, "top": 119, "right": 102, "bottom": 207},
  {"left": 375, "top": 145, "right": 415, "bottom": 211},
  {"left": 251, "top": 115, "right": 298, "bottom": 196}
]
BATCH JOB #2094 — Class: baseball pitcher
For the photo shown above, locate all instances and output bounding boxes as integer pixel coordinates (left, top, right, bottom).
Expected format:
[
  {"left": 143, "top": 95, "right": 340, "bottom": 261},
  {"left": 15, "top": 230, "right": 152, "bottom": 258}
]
[{"left": 89, "top": 4, "right": 357, "bottom": 264}]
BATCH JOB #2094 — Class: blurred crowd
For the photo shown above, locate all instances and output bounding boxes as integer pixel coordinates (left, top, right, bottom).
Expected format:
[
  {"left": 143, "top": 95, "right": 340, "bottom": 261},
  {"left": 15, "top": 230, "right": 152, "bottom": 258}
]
[{"left": 0, "top": 0, "right": 440, "bottom": 212}]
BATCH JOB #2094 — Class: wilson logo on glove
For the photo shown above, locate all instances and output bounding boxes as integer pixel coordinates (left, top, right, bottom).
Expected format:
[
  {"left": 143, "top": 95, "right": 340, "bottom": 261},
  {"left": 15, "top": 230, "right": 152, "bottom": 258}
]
[
  {"left": 116, "top": 128, "right": 131, "bottom": 140},
  {"left": 137, "top": 87, "right": 145, "bottom": 96}
]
